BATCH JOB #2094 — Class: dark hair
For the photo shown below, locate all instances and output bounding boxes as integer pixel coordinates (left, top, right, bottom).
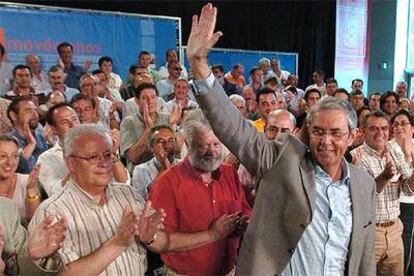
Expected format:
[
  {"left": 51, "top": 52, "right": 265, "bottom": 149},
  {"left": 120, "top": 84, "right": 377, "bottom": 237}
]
[
  {"left": 304, "top": 88, "right": 321, "bottom": 102},
  {"left": 12, "top": 64, "right": 32, "bottom": 78},
  {"left": 264, "top": 77, "right": 278, "bottom": 86},
  {"left": 256, "top": 87, "right": 276, "bottom": 103},
  {"left": 211, "top": 64, "right": 224, "bottom": 73},
  {"left": 249, "top": 66, "right": 261, "bottom": 75},
  {"left": 351, "top": 89, "right": 364, "bottom": 97},
  {"left": 334, "top": 88, "right": 350, "bottom": 101},
  {"left": 91, "top": 69, "right": 103, "bottom": 75},
  {"left": 45, "top": 102, "right": 73, "bottom": 127},
  {"left": 139, "top": 51, "right": 150, "bottom": 58},
  {"left": 148, "top": 124, "right": 174, "bottom": 146},
  {"left": 7, "top": 98, "right": 32, "bottom": 123},
  {"left": 356, "top": 106, "right": 371, "bottom": 127},
  {"left": 57, "top": 42, "right": 73, "bottom": 54},
  {"left": 70, "top": 93, "right": 96, "bottom": 109},
  {"left": 313, "top": 69, "right": 325, "bottom": 78},
  {"left": 165, "top": 49, "right": 176, "bottom": 59},
  {"left": 390, "top": 108, "right": 414, "bottom": 126},
  {"left": 135, "top": 83, "right": 158, "bottom": 99},
  {"left": 232, "top": 63, "right": 243, "bottom": 70},
  {"left": 361, "top": 110, "right": 387, "bottom": 128},
  {"left": 352, "top": 78, "right": 364, "bottom": 86},
  {"left": 380, "top": 91, "right": 399, "bottom": 110},
  {"left": 0, "top": 43, "right": 5, "bottom": 59},
  {"left": 369, "top": 92, "right": 381, "bottom": 100},
  {"left": 326, "top": 78, "right": 337, "bottom": 85},
  {"left": 98, "top": 56, "right": 113, "bottom": 67}
]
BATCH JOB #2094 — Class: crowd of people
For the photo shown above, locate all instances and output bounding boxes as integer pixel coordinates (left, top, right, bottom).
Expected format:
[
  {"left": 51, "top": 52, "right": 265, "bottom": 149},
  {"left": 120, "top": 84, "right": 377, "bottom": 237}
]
[{"left": 0, "top": 3, "right": 413, "bottom": 275}]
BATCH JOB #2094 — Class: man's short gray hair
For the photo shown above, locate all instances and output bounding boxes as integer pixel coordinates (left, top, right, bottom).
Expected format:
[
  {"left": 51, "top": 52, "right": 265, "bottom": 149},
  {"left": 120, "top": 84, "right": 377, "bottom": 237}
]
[
  {"left": 63, "top": 124, "right": 112, "bottom": 157},
  {"left": 229, "top": 94, "right": 245, "bottom": 106},
  {"left": 306, "top": 96, "right": 357, "bottom": 130}
]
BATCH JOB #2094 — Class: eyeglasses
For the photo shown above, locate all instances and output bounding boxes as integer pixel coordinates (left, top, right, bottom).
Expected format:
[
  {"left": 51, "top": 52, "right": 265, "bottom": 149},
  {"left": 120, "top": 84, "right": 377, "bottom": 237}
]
[
  {"left": 266, "top": 126, "right": 291, "bottom": 134},
  {"left": 70, "top": 151, "right": 112, "bottom": 165},
  {"left": 173, "top": 67, "right": 183, "bottom": 71},
  {"left": 310, "top": 128, "right": 349, "bottom": 140},
  {"left": 392, "top": 121, "right": 412, "bottom": 128}
]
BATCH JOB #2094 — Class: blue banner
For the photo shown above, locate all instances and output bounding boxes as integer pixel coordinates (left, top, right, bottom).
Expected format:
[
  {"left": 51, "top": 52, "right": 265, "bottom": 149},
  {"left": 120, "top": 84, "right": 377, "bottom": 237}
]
[{"left": 0, "top": 5, "right": 179, "bottom": 81}]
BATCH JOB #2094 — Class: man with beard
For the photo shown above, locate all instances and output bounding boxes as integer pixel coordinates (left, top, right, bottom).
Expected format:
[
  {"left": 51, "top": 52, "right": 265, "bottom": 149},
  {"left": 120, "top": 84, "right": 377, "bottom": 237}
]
[
  {"left": 149, "top": 119, "right": 251, "bottom": 275},
  {"left": 7, "top": 98, "right": 48, "bottom": 173}
]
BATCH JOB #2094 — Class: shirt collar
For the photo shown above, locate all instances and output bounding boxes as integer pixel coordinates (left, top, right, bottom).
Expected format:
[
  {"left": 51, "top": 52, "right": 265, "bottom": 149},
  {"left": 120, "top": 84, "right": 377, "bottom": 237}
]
[
  {"left": 67, "top": 178, "right": 114, "bottom": 207},
  {"left": 362, "top": 142, "right": 384, "bottom": 158},
  {"left": 315, "top": 159, "right": 351, "bottom": 186}
]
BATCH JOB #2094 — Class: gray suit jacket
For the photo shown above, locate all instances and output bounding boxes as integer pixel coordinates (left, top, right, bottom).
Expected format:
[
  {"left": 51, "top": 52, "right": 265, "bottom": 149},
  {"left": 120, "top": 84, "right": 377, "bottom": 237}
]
[{"left": 195, "top": 80, "right": 376, "bottom": 275}]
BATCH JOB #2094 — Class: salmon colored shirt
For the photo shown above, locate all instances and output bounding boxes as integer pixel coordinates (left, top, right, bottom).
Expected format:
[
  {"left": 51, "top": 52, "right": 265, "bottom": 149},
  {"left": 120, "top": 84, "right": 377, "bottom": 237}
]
[{"left": 149, "top": 158, "right": 252, "bottom": 275}]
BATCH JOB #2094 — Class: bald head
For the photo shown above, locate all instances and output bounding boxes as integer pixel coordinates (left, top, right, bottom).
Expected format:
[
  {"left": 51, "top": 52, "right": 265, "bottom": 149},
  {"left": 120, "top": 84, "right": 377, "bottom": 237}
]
[{"left": 265, "top": 110, "right": 296, "bottom": 140}]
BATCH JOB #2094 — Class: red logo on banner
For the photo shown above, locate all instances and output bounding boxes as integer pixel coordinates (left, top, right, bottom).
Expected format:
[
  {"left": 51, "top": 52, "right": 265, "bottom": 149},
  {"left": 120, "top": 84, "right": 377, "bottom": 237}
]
[{"left": 0, "top": 28, "right": 5, "bottom": 61}]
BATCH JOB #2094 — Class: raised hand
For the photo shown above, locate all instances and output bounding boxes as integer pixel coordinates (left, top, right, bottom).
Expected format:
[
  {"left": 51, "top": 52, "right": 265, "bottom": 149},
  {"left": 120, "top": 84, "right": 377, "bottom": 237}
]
[
  {"left": 26, "top": 164, "right": 40, "bottom": 197},
  {"left": 138, "top": 201, "right": 166, "bottom": 245},
  {"left": 169, "top": 104, "right": 182, "bottom": 126},
  {"left": 23, "top": 122, "right": 36, "bottom": 146},
  {"left": 112, "top": 206, "right": 139, "bottom": 249},
  {"left": 187, "top": 4, "right": 222, "bottom": 79},
  {"left": 153, "top": 142, "right": 170, "bottom": 170},
  {"left": 352, "top": 147, "right": 363, "bottom": 167},
  {"left": 187, "top": 3, "right": 222, "bottom": 62},
  {"left": 28, "top": 214, "right": 67, "bottom": 260},
  {"left": 83, "top": 60, "right": 93, "bottom": 72},
  {"left": 109, "top": 129, "right": 121, "bottom": 152},
  {"left": 208, "top": 212, "right": 239, "bottom": 241},
  {"left": 57, "top": 57, "right": 65, "bottom": 70},
  {"left": 143, "top": 102, "right": 154, "bottom": 130}
]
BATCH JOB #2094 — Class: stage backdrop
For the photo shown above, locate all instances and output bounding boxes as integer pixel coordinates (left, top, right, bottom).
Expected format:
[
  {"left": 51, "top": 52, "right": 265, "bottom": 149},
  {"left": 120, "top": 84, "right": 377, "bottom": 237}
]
[
  {"left": 183, "top": 47, "right": 298, "bottom": 80},
  {"left": 0, "top": 3, "right": 181, "bottom": 80}
]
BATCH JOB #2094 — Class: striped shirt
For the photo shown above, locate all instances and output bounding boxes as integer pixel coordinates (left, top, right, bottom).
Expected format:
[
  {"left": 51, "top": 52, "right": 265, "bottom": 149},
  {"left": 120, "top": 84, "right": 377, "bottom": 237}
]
[
  {"left": 351, "top": 142, "right": 414, "bottom": 222},
  {"left": 28, "top": 179, "right": 147, "bottom": 276}
]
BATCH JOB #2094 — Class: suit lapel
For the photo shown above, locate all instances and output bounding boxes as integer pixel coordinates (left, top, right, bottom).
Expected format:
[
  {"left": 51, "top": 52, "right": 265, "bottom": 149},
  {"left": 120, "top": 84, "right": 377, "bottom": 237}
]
[{"left": 299, "top": 150, "right": 316, "bottom": 216}]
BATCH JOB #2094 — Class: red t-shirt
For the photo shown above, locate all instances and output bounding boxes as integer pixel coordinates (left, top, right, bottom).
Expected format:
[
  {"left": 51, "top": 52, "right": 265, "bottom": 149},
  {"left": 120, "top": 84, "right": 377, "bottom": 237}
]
[{"left": 149, "top": 158, "right": 252, "bottom": 275}]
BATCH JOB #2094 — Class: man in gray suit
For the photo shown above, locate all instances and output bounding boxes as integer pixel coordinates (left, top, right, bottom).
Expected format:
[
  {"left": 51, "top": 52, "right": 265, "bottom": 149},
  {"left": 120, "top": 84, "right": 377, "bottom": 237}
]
[{"left": 186, "top": 4, "right": 376, "bottom": 275}]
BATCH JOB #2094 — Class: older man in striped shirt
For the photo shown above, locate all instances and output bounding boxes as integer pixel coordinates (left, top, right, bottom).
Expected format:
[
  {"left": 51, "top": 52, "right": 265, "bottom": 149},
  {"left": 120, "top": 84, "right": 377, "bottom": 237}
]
[{"left": 29, "top": 124, "right": 168, "bottom": 275}]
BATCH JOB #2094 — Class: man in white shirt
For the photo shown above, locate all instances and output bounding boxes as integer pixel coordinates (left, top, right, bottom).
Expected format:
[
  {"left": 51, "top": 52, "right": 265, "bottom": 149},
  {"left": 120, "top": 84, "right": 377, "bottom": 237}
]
[
  {"left": 158, "top": 49, "right": 188, "bottom": 80},
  {"left": 25, "top": 54, "right": 51, "bottom": 94},
  {"left": 46, "top": 66, "right": 79, "bottom": 101}
]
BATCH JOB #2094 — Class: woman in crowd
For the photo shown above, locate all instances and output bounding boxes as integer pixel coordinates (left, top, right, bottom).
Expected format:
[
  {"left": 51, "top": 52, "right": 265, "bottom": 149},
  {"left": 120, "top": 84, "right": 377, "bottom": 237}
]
[{"left": 0, "top": 135, "right": 41, "bottom": 224}]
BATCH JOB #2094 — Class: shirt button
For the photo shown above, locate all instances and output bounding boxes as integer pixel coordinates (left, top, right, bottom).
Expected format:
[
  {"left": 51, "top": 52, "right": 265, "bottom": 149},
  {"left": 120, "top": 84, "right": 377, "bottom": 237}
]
[
  {"left": 287, "top": 248, "right": 295, "bottom": 254},
  {"left": 299, "top": 223, "right": 306, "bottom": 229},
  {"left": 212, "top": 200, "right": 216, "bottom": 203}
]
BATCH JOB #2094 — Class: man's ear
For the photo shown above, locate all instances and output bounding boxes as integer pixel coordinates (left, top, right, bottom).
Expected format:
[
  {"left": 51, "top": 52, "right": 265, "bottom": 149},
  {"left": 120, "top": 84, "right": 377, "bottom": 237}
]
[
  {"left": 8, "top": 110, "right": 17, "bottom": 123},
  {"left": 65, "top": 156, "right": 76, "bottom": 173},
  {"left": 348, "top": 128, "right": 359, "bottom": 147}
]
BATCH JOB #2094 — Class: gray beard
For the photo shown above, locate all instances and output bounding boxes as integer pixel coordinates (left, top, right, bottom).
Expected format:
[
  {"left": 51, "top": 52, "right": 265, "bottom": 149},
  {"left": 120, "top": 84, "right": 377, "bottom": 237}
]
[{"left": 188, "top": 152, "right": 223, "bottom": 172}]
